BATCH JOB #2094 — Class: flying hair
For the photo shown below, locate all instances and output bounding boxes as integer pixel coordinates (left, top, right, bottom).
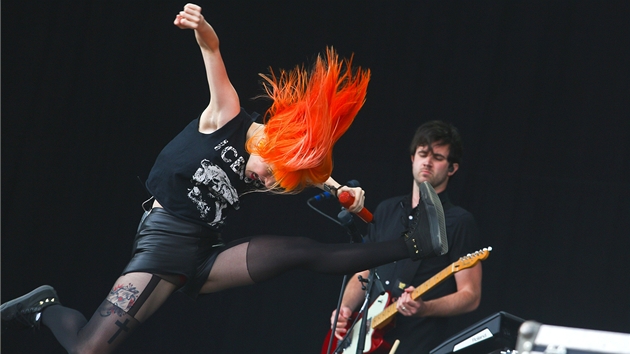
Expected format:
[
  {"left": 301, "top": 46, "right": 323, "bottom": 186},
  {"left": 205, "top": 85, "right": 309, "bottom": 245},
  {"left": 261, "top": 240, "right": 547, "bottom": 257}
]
[{"left": 246, "top": 47, "right": 370, "bottom": 193}]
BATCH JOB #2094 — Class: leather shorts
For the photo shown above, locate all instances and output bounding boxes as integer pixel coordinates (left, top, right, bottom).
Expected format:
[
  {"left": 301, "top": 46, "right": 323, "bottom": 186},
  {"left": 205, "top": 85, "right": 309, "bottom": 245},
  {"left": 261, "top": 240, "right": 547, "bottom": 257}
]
[{"left": 122, "top": 207, "right": 224, "bottom": 298}]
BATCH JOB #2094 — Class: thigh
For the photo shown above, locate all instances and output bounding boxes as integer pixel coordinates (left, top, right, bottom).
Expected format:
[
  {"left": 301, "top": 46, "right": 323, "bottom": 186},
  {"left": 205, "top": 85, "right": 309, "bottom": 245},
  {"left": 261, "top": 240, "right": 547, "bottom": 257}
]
[
  {"left": 107, "top": 272, "right": 178, "bottom": 323},
  {"left": 200, "top": 242, "right": 254, "bottom": 294}
]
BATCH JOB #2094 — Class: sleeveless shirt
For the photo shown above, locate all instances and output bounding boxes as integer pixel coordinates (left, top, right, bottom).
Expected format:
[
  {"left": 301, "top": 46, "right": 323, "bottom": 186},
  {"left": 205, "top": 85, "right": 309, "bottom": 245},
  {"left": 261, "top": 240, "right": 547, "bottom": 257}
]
[{"left": 146, "top": 109, "right": 261, "bottom": 230}]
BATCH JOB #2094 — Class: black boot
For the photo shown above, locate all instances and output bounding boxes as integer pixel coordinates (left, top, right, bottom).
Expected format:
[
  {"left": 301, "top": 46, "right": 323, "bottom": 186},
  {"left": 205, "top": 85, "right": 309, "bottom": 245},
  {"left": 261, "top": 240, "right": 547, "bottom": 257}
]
[
  {"left": 403, "top": 181, "right": 448, "bottom": 260},
  {"left": 1, "top": 285, "right": 61, "bottom": 330}
]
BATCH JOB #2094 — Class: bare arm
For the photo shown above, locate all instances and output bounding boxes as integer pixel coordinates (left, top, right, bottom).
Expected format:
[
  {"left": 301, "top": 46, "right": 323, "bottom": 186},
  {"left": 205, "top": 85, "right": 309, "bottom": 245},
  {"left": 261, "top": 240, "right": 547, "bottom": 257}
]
[
  {"left": 174, "top": 4, "right": 240, "bottom": 133},
  {"left": 396, "top": 263, "right": 482, "bottom": 317}
]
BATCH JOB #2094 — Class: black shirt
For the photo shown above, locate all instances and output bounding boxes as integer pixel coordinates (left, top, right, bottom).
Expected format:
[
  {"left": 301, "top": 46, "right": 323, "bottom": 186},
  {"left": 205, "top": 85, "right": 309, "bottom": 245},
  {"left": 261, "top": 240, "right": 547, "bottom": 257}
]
[
  {"left": 146, "top": 109, "right": 260, "bottom": 230},
  {"left": 366, "top": 191, "right": 480, "bottom": 354}
]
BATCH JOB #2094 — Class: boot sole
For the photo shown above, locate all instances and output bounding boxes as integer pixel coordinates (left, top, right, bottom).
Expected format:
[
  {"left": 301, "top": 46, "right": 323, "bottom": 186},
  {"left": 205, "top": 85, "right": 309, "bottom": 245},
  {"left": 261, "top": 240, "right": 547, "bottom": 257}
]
[{"left": 419, "top": 181, "right": 448, "bottom": 256}]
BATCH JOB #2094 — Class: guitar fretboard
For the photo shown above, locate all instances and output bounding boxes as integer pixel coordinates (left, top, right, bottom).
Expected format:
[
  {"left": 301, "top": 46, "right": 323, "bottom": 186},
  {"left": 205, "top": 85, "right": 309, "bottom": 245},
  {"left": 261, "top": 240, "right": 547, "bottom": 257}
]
[{"left": 371, "top": 263, "right": 457, "bottom": 330}]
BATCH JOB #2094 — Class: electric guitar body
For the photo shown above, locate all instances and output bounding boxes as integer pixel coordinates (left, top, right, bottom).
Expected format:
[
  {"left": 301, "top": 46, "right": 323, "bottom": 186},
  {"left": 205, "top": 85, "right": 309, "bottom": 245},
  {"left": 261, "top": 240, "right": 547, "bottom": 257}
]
[{"left": 321, "top": 292, "right": 392, "bottom": 354}]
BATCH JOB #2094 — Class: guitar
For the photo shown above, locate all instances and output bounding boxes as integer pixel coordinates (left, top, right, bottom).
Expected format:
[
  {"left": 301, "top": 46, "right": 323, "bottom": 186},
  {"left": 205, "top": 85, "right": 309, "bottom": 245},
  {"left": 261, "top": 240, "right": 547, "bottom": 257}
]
[{"left": 322, "top": 247, "right": 492, "bottom": 354}]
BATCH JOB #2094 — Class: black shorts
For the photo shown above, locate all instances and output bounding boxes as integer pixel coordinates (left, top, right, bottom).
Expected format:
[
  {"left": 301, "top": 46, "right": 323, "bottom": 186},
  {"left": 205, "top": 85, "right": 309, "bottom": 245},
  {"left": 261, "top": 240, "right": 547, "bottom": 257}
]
[{"left": 122, "top": 208, "right": 224, "bottom": 298}]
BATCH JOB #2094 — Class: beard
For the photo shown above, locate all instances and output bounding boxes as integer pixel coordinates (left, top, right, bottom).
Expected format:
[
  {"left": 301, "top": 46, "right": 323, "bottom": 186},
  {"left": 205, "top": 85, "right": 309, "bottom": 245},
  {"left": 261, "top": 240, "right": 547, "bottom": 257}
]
[{"left": 415, "top": 170, "right": 448, "bottom": 192}]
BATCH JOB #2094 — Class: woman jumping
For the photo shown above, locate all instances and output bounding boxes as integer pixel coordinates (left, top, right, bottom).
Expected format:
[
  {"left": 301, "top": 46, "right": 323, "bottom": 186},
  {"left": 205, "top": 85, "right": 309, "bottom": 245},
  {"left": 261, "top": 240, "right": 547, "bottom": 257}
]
[{"left": 1, "top": 4, "right": 440, "bottom": 353}]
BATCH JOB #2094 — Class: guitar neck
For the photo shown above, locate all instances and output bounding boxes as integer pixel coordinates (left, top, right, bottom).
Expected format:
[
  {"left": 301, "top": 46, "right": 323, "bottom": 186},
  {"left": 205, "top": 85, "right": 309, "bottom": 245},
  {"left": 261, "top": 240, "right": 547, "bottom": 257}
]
[
  {"left": 409, "top": 265, "right": 455, "bottom": 301},
  {"left": 370, "top": 263, "right": 457, "bottom": 330}
]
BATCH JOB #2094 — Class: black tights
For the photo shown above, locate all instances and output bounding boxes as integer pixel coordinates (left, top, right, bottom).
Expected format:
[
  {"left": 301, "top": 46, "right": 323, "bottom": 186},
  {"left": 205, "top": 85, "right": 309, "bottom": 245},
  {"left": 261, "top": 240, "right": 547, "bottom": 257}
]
[
  {"left": 42, "top": 235, "right": 408, "bottom": 353},
  {"left": 246, "top": 235, "right": 408, "bottom": 282}
]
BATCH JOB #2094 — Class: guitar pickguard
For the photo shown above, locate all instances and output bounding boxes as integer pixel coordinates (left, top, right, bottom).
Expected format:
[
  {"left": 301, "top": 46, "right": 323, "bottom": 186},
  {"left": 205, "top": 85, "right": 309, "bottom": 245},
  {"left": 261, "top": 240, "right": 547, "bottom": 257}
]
[{"left": 342, "top": 293, "right": 390, "bottom": 353}]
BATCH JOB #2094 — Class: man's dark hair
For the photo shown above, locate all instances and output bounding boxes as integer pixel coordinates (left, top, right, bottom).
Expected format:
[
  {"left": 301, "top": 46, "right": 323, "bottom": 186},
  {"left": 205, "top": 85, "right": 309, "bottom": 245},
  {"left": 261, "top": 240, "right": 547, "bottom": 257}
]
[{"left": 409, "top": 120, "right": 463, "bottom": 165}]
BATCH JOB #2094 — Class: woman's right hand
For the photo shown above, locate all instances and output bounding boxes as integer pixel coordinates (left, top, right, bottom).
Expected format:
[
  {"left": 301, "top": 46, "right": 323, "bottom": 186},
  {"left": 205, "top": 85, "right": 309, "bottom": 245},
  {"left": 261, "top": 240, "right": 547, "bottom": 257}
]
[{"left": 337, "top": 185, "right": 365, "bottom": 214}]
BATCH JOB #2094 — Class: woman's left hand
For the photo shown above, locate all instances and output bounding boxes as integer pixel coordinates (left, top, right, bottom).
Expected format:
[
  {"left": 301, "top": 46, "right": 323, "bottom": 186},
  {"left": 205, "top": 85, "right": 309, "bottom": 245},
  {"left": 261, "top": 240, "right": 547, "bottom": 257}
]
[{"left": 174, "top": 3, "right": 204, "bottom": 30}]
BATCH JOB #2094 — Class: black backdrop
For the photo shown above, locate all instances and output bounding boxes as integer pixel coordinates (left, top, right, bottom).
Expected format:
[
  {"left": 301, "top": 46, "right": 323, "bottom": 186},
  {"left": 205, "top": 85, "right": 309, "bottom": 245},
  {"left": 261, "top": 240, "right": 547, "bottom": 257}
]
[{"left": 2, "top": 1, "right": 629, "bottom": 353}]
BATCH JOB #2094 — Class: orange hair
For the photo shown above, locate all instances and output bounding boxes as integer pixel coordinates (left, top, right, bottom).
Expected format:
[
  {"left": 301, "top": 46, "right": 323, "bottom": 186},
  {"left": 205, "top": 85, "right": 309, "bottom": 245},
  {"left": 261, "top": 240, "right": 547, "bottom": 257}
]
[{"left": 246, "top": 47, "right": 370, "bottom": 193}]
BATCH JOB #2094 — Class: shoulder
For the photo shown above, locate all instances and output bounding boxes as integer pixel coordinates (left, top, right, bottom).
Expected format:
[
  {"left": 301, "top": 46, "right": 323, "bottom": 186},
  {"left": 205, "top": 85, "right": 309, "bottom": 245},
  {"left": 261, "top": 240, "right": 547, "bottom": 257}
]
[
  {"left": 247, "top": 122, "right": 263, "bottom": 141},
  {"left": 201, "top": 108, "right": 260, "bottom": 136},
  {"left": 232, "top": 108, "right": 259, "bottom": 131},
  {"left": 445, "top": 205, "right": 476, "bottom": 225},
  {"left": 443, "top": 201, "right": 475, "bottom": 223},
  {"left": 444, "top": 204, "right": 480, "bottom": 253}
]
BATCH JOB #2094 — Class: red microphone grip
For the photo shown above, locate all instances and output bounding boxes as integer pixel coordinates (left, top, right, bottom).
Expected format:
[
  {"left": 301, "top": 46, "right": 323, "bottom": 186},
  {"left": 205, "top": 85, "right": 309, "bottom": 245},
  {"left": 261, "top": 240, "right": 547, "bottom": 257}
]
[{"left": 338, "top": 191, "right": 373, "bottom": 223}]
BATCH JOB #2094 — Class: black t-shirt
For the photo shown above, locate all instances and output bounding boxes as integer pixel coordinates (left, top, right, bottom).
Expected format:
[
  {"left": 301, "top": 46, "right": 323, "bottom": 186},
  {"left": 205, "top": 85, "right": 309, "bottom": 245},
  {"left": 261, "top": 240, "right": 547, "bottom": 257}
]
[
  {"left": 146, "top": 109, "right": 261, "bottom": 230},
  {"left": 366, "top": 192, "right": 480, "bottom": 354}
]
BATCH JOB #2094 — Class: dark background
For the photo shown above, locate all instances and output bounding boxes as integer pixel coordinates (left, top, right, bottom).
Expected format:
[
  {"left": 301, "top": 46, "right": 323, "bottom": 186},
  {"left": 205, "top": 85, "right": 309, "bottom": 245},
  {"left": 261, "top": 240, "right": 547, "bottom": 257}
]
[{"left": 2, "top": 1, "right": 629, "bottom": 353}]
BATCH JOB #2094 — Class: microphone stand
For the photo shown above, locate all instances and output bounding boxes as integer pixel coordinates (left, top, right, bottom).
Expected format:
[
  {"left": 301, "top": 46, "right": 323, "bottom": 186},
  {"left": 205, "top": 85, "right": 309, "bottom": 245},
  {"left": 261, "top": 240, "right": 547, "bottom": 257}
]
[
  {"left": 351, "top": 268, "right": 385, "bottom": 354},
  {"left": 308, "top": 182, "right": 381, "bottom": 354},
  {"left": 327, "top": 210, "right": 385, "bottom": 354},
  {"left": 328, "top": 274, "right": 350, "bottom": 354},
  {"left": 326, "top": 209, "right": 356, "bottom": 354}
]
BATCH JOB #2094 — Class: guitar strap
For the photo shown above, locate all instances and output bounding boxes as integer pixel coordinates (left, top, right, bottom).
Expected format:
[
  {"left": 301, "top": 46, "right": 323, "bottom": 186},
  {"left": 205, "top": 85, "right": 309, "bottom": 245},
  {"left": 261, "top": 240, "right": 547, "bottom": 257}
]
[
  {"left": 391, "top": 259, "right": 422, "bottom": 298},
  {"left": 381, "top": 196, "right": 423, "bottom": 298}
]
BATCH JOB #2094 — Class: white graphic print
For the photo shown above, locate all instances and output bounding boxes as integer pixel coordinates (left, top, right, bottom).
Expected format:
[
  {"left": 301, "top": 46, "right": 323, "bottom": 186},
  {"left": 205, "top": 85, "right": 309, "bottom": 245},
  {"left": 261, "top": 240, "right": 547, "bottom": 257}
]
[
  {"left": 220, "top": 145, "right": 246, "bottom": 179},
  {"left": 188, "top": 159, "right": 239, "bottom": 226}
]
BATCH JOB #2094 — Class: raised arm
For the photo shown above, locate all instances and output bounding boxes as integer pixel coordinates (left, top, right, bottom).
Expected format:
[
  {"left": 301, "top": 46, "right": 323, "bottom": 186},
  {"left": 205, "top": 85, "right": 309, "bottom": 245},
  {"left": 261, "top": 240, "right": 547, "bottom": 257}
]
[{"left": 174, "top": 4, "right": 240, "bottom": 132}]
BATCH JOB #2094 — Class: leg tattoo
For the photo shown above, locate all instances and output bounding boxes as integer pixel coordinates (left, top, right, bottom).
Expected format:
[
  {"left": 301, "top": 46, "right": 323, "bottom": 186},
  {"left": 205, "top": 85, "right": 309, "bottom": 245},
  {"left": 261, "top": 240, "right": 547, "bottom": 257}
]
[
  {"left": 106, "top": 283, "right": 141, "bottom": 313},
  {"left": 108, "top": 319, "right": 131, "bottom": 344}
]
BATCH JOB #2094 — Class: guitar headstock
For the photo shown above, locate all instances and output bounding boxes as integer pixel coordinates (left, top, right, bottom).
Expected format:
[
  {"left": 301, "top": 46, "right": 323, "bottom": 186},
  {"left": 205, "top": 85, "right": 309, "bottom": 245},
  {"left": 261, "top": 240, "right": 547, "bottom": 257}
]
[{"left": 453, "top": 247, "right": 492, "bottom": 271}]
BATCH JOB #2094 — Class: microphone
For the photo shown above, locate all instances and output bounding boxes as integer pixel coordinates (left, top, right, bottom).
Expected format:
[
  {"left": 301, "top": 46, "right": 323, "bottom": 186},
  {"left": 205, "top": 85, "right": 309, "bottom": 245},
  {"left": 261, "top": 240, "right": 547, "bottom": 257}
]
[
  {"left": 346, "top": 179, "right": 361, "bottom": 188},
  {"left": 308, "top": 191, "right": 332, "bottom": 202},
  {"left": 337, "top": 209, "right": 364, "bottom": 243},
  {"left": 338, "top": 191, "right": 373, "bottom": 223}
]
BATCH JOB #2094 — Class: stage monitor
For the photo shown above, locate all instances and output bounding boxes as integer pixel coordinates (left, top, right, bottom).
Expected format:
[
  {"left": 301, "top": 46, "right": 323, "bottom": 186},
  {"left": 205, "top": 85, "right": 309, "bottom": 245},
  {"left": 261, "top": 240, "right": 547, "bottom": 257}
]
[{"left": 430, "top": 311, "right": 525, "bottom": 354}]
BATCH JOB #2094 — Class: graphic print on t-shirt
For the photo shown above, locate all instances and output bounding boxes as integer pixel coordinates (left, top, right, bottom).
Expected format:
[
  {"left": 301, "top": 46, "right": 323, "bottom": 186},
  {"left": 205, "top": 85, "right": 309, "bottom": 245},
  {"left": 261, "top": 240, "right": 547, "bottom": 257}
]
[{"left": 188, "top": 159, "right": 239, "bottom": 226}]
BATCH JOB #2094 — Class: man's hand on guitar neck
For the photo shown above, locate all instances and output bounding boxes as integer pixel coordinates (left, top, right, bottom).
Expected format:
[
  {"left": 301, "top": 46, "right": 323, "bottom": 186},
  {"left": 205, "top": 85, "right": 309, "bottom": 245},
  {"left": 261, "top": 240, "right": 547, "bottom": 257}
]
[{"left": 396, "top": 286, "right": 426, "bottom": 317}]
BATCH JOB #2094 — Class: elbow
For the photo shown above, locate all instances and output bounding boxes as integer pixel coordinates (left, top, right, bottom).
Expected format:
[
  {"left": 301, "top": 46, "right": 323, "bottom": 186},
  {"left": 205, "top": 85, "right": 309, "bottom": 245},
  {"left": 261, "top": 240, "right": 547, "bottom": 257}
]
[
  {"left": 470, "top": 295, "right": 481, "bottom": 312},
  {"left": 467, "top": 291, "right": 481, "bottom": 312},
  {"left": 459, "top": 289, "right": 481, "bottom": 314}
]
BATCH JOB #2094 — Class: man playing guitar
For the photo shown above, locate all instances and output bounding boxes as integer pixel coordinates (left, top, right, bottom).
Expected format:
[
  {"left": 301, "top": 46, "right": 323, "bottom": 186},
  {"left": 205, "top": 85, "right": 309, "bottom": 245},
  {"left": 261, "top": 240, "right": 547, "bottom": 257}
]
[{"left": 328, "top": 120, "right": 483, "bottom": 354}]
